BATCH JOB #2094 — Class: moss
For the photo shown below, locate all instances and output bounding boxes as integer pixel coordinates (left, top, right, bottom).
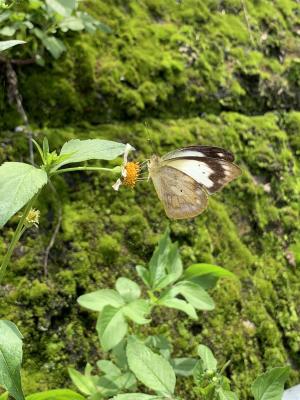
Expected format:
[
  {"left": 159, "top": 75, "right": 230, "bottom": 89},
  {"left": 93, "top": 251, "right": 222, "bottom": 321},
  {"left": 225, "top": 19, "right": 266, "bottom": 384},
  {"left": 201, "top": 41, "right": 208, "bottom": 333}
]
[
  {"left": 1, "top": 0, "right": 300, "bottom": 128},
  {"left": 0, "top": 111, "right": 300, "bottom": 398}
]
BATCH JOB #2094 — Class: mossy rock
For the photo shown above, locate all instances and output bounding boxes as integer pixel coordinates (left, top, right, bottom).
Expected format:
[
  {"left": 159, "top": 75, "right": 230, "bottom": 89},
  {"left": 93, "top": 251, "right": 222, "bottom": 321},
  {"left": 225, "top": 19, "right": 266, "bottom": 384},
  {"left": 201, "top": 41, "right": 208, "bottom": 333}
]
[
  {"left": 1, "top": 0, "right": 300, "bottom": 128},
  {"left": 0, "top": 111, "right": 299, "bottom": 398}
]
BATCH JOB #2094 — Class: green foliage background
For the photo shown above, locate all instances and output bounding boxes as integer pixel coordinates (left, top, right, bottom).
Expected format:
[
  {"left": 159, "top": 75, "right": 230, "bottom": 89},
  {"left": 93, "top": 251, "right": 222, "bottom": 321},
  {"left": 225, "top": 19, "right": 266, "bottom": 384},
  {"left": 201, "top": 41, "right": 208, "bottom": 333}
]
[{"left": 0, "top": 0, "right": 300, "bottom": 399}]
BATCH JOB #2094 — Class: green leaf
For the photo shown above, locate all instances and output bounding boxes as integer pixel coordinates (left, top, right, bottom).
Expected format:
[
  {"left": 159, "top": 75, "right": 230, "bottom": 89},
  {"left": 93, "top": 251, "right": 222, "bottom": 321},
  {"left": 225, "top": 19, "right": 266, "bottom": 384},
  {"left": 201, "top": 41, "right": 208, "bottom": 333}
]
[
  {"left": 97, "top": 360, "right": 121, "bottom": 376},
  {"left": 68, "top": 368, "right": 96, "bottom": 396},
  {"left": 197, "top": 345, "right": 218, "bottom": 371},
  {"left": 136, "top": 266, "right": 151, "bottom": 288},
  {"left": 111, "top": 340, "right": 127, "bottom": 370},
  {"left": 171, "top": 358, "right": 197, "bottom": 377},
  {"left": 113, "top": 395, "right": 162, "bottom": 400},
  {"left": 76, "top": 12, "right": 112, "bottom": 34},
  {"left": 0, "top": 27, "right": 16, "bottom": 36},
  {"left": 115, "top": 277, "right": 141, "bottom": 302},
  {"left": 159, "top": 297, "right": 197, "bottom": 319},
  {"left": 188, "top": 274, "right": 219, "bottom": 290},
  {"left": 0, "top": 162, "right": 47, "bottom": 228},
  {"left": 0, "top": 320, "right": 24, "bottom": 400},
  {"left": 126, "top": 337, "right": 176, "bottom": 395},
  {"left": 0, "top": 393, "right": 8, "bottom": 400},
  {"left": 57, "top": 139, "right": 128, "bottom": 169},
  {"left": 122, "top": 299, "right": 151, "bottom": 324},
  {"left": 176, "top": 281, "right": 215, "bottom": 310},
  {"left": 0, "top": 40, "right": 26, "bottom": 52},
  {"left": 145, "top": 335, "right": 172, "bottom": 359},
  {"left": 218, "top": 388, "right": 238, "bottom": 400},
  {"left": 148, "top": 229, "right": 183, "bottom": 290},
  {"left": 251, "top": 367, "right": 290, "bottom": 400},
  {"left": 45, "top": 0, "right": 76, "bottom": 17},
  {"left": 77, "top": 289, "right": 124, "bottom": 312},
  {"left": 184, "top": 264, "right": 236, "bottom": 279},
  {"left": 0, "top": 40, "right": 25, "bottom": 52},
  {"left": 42, "top": 36, "right": 66, "bottom": 59},
  {"left": 26, "top": 389, "right": 85, "bottom": 400},
  {"left": 98, "top": 372, "right": 136, "bottom": 394},
  {"left": 33, "top": 28, "right": 66, "bottom": 59},
  {"left": 59, "top": 16, "right": 84, "bottom": 31},
  {"left": 97, "top": 306, "right": 127, "bottom": 351},
  {"left": 0, "top": 10, "right": 11, "bottom": 23}
]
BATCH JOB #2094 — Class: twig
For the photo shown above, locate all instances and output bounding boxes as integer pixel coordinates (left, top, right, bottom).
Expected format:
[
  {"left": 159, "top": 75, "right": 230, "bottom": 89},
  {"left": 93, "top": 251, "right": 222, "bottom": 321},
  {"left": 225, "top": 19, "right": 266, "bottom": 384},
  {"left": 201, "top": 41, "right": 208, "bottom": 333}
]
[
  {"left": 43, "top": 184, "right": 63, "bottom": 277},
  {"left": 5, "top": 60, "right": 34, "bottom": 164},
  {"left": 0, "top": 56, "right": 36, "bottom": 65},
  {"left": 241, "top": 0, "right": 255, "bottom": 47}
]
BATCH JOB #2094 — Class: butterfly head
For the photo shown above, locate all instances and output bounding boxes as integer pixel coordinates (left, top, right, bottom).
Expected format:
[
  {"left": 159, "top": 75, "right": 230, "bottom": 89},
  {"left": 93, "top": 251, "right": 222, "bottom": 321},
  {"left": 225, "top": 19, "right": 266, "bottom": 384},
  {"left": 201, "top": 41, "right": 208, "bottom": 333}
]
[{"left": 147, "top": 154, "right": 161, "bottom": 177}]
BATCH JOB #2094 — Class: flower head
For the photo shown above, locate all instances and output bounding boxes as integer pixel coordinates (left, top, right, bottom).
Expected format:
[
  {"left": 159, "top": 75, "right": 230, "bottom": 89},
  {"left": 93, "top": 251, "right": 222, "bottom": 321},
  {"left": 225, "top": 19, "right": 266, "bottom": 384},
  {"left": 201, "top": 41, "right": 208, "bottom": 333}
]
[
  {"left": 25, "top": 208, "right": 40, "bottom": 228},
  {"left": 112, "top": 143, "right": 139, "bottom": 190}
]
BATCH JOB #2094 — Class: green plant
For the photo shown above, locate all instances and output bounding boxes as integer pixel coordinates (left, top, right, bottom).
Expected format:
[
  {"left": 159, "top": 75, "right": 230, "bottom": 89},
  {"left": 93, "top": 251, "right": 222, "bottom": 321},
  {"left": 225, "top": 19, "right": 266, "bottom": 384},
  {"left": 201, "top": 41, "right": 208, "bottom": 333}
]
[
  {"left": 68, "top": 231, "right": 290, "bottom": 400},
  {"left": 0, "top": 137, "right": 132, "bottom": 399},
  {"left": 0, "top": 0, "right": 110, "bottom": 63}
]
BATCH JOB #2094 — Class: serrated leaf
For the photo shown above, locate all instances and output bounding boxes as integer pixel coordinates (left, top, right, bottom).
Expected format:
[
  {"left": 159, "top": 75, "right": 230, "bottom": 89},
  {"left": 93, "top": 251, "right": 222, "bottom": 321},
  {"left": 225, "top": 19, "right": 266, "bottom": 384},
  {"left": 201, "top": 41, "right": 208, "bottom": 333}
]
[
  {"left": 97, "top": 306, "right": 127, "bottom": 351},
  {"left": 251, "top": 367, "right": 290, "bottom": 400},
  {"left": 68, "top": 368, "right": 96, "bottom": 396},
  {"left": 0, "top": 162, "right": 47, "bottom": 228},
  {"left": 0, "top": 40, "right": 25, "bottom": 52},
  {"left": 115, "top": 278, "right": 141, "bottom": 302},
  {"left": 77, "top": 289, "right": 124, "bottom": 312},
  {"left": 26, "top": 389, "right": 85, "bottom": 400},
  {"left": 126, "top": 337, "right": 176, "bottom": 395},
  {"left": 57, "top": 139, "right": 127, "bottom": 168},
  {"left": 184, "top": 264, "right": 236, "bottom": 279},
  {"left": 0, "top": 320, "right": 24, "bottom": 400},
  {"left": 122, "top": 299, "right": 151, "bottom": 324},
  {"left": 176, "top": 281, "right": 215, "bottom": 310},
  {"left": 197, "top": 345, "right": 217, "bottom": 371}
]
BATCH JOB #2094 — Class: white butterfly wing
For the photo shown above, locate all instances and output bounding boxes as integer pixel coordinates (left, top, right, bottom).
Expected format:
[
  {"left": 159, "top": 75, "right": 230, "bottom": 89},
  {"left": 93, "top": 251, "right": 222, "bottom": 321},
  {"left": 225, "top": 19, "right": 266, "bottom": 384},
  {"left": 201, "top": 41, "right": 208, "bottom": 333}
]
[
  {"left": 162, "top": 157, "right": 241, "bottom": 194},
  {"left": 150, "top": 165, "right": 208, "bottom": 219}
]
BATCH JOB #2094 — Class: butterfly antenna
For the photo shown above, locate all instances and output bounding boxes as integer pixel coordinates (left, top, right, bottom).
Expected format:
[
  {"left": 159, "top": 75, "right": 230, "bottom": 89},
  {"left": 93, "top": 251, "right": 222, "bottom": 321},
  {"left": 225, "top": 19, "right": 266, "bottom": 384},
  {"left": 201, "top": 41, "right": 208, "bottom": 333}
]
[{"left": 144, "top": 121, "right": 156, "bottom": 154}]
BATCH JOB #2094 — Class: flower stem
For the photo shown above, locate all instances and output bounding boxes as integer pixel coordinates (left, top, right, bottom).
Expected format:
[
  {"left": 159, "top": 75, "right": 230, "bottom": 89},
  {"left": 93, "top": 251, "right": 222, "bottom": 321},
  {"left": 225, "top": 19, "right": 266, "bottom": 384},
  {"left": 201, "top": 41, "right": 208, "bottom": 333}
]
[
  {"left": 0, "top": 195, "right": 37, "bottom": 284},
  {"left": 51, "top": 166, "right": 121, "bottom": 176}
]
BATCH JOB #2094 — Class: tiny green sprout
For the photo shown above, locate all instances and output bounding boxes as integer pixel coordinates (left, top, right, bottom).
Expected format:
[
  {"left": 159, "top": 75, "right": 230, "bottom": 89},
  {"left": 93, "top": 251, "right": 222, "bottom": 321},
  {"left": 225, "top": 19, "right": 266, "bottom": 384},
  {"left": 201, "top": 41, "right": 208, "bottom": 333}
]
[{"left": 206, "top": 369, "right": 215, "bottom": 377}]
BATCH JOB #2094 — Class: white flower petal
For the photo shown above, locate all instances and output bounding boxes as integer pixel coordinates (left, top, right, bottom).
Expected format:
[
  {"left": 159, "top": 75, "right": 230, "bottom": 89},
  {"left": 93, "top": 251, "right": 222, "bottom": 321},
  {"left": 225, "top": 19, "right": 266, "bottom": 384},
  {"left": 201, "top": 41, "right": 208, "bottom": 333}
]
[
  {"left": 123, "top": 143, "right": 135, "bottom": 164},
  {"left": 112, "top": 178, "right": 122, "bottom": 191}
]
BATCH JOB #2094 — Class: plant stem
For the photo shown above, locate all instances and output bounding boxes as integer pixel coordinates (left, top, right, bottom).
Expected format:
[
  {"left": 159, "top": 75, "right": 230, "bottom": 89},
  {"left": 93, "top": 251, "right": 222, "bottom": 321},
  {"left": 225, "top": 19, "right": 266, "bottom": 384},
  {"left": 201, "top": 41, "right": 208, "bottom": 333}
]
[
  {"left": 0, "top": 195, "right": 37, "bottom": 284},
  {"left": 51, "top": 166, "right": 121, "bottom": 176}
]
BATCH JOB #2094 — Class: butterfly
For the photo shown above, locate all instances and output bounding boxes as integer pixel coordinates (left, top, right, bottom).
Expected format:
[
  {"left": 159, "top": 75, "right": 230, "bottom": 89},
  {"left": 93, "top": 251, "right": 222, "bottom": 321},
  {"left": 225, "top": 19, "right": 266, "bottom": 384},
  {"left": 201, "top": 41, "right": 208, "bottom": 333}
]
[{"left": 148, "top": 145, "right": 241, "bottom": 219}]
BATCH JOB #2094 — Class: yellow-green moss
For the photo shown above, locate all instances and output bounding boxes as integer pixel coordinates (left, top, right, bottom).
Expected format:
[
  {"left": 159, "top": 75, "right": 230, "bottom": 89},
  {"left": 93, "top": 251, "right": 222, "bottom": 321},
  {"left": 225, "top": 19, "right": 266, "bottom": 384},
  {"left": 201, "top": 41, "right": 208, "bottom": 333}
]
[{"left": 0, "top": 111, "right": 300, "bottom": 398}]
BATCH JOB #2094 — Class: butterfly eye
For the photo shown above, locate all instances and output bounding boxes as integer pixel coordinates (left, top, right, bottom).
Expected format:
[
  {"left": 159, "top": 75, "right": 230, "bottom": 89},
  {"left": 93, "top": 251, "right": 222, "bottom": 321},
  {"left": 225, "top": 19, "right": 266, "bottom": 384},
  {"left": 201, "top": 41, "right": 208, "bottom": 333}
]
[{"left": 123, "top": 162, "right": 140, "bottom": 188}]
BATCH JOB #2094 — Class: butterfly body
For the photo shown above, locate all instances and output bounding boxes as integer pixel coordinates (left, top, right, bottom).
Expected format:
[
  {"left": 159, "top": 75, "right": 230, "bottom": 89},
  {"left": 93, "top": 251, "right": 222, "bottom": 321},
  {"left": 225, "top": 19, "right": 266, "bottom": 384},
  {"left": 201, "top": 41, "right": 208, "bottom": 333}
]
[{"left": 148, "top": 146, "right": 241, "bottom": 220}]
